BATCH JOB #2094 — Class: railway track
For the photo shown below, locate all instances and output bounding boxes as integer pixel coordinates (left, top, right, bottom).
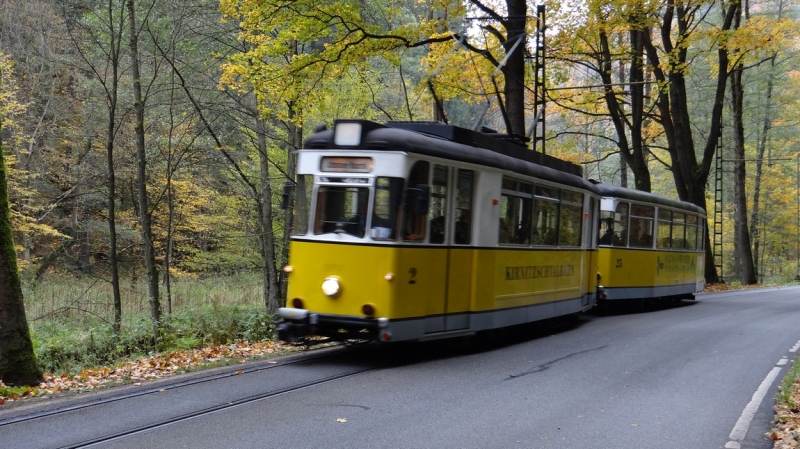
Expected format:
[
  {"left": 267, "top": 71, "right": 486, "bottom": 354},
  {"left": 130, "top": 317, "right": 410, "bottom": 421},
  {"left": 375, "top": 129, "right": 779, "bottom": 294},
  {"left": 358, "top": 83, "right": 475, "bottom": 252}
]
[{"left": 0, "top": 344, "right": 382, "bottom": 449}]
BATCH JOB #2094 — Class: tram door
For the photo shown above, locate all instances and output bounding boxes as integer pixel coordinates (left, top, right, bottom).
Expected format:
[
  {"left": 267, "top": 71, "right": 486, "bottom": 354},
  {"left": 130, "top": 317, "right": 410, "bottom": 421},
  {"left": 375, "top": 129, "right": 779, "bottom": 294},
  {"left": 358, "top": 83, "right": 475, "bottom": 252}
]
[{"left": 424, "top": 165, "right": 472, "bottom": 333}]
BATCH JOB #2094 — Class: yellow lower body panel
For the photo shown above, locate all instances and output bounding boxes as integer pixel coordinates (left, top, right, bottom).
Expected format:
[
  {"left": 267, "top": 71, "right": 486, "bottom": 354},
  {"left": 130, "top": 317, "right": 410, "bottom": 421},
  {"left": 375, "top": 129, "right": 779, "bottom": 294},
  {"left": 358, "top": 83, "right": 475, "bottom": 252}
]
[
  {"left": 282, "top": 240, "right": 596, "bottom": 342},
  {"left": 597, "top": 247, "right": 705, "bottom": 300}
]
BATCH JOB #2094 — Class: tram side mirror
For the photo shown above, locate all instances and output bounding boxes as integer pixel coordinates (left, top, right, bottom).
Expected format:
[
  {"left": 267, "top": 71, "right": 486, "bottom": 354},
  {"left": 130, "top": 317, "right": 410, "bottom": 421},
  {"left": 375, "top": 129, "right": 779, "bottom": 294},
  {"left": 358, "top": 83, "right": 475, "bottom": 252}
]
[
  {"left": 406, "top": 184, "right": 430, "bottom": 215},
  {"left": 280, "top": 182, "right": 295, "bottom": 210}
]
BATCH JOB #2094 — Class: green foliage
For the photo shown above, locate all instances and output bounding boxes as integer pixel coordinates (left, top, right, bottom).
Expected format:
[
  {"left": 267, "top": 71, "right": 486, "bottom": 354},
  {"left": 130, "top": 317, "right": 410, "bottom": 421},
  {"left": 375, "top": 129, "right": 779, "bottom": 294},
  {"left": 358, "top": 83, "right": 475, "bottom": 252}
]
[
  {"left": 0, "top": 384, "right": 41, "bottom": 398},
  {"left": 778, "top": 356, "right": 800, "bottom": 407},
  {"left": 26, "top": 273, "right": 273, "bottom": 374},
  {"left": 158, "top": 304, "right": 275, "bottom": 350},
  {"left": 32, "top": 306, "right": 275, "bottom": 374},
  {"left": 32, "top": 321, "right": 155, "bottom": 374}
]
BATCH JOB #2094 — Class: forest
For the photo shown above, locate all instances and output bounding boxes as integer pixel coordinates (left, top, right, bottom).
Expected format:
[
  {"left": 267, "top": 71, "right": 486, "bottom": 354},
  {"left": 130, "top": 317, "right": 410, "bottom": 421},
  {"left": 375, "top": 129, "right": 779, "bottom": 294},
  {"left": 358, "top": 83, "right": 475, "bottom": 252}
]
[{"left": 0, "top": 0, "right": 799, "bottom": 383}]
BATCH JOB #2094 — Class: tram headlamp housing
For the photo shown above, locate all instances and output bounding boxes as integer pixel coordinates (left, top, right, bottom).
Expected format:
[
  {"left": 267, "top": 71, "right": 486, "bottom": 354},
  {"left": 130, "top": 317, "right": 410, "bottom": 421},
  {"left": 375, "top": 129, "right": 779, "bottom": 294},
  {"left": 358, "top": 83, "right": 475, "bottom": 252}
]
[
  {"left": 334, "top": 122, "right": 362, "bottom": 146},
  {"left": 321, "top": 277, "right": 341, "bottom": 297}
]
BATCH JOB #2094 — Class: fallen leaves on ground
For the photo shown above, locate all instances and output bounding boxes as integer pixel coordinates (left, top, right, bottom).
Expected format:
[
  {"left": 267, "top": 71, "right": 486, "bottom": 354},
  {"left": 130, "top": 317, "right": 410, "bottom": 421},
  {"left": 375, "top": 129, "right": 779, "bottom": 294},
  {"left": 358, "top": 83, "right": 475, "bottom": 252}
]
[
  {"left": 0, "top": 340, "right": 296, "bottom": 404},
  {"left": 703, "top": 283, "right": 767, "bottom": 293},
  {"left": 773, "top": 377, "right": 800, "bottom": 448}
]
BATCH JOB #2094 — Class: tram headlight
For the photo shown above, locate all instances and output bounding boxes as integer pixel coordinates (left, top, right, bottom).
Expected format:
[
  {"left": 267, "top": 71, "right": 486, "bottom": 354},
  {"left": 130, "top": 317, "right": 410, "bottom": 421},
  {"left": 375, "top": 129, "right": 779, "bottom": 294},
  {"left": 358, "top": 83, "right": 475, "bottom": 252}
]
[{"left": 321, "top": 277, "right": 341, "bottom": 297}]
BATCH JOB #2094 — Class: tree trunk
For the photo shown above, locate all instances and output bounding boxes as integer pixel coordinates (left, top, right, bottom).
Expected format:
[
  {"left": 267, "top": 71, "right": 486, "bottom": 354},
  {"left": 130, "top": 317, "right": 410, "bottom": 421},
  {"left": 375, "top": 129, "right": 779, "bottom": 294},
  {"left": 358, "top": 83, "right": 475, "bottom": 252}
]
[
  {"left": 503, "top": 0, "right": 526, "bottom": 136},
  {"left": 127, "top": 0, "right": 160, "bottom": 338},
  {"left": 596, "top": 22, "right": 651, "bottom": 191},
  {"left": 281, "top": 101, "right": 302, "bottom": 300},
  {"left": 0, "top": 114, "right": 42, "bottom": 386},
  {"left": 257, "top": 117, "right": 280, "bottom": 313},
  {"left": 641, "top": 3, "right": 738, "bottom": 284},
  {"left": 749, "top": 0, "right": 784, "bottom": 279},
  {"left": 729, "top": 4, "right": 757, "bottom": 285}
]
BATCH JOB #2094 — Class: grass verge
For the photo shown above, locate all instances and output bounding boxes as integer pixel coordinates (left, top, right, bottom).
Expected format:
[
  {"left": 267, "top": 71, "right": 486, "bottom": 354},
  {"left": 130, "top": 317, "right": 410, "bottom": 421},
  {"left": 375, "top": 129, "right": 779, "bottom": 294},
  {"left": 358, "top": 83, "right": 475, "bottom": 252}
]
[{"left": 772, "top": 357, "right": 800, "bottom": 447}]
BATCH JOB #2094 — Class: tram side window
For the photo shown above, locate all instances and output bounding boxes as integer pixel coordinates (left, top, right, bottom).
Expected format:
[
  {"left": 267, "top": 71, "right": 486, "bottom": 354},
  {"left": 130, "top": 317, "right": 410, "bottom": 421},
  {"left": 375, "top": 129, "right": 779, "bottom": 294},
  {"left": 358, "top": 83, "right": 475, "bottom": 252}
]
[
  {"left": 313, "top": 185, "right": 369, "bottom": 237},
  {"left": 292, "top": 175, "right": 313, "bottom": 235},
  {"left": 559, "top": 191, "right": 583, "bottom": 247},
  {"left": 371, "top": 177, "right": 404, "bottom": 241},
  {"left": 403, "top": 161, "right": 430, "bottom": 242},
  {"left": 599, "top": 203, "right": 627, "bottom": 246},
  {"left": 685, "top": 214, "right": 698, "bottom": 250},
  {"left": 699, "top": 219, "right": 706, "bottom": 250},
  {"left": 629, "top": 204, "right": 654, "bottom": 248},
  {"left": 533, "top": 186, "right": 558, "bottom": 246},
  {"left": 429, "top": 165, "right": 449, "bottom": 244},
  {"left": 599, "top": 211, "right": 615, "bottom": 245},
  {"left": 499, "top": 178, "right": 532, "bottom": 244},
  {"left": 455, "top": 170, "right": 474, "bottom": 245},
  {"left": 657, "top": 209, "right": 672, "bottom": 249},
  {"left": 672, "top": 212, "right": 686, "bottom": 249}
]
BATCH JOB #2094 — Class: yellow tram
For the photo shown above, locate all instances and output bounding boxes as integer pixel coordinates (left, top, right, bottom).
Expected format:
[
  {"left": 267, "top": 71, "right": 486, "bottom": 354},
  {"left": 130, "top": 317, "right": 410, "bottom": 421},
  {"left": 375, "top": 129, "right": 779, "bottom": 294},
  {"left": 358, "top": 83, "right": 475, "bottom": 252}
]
[
  {"left": 278, "top": 120, "right": 600, "bottom": 344},
  {"left": 594, "top": 183, "right": 706, "bottom": 305}
]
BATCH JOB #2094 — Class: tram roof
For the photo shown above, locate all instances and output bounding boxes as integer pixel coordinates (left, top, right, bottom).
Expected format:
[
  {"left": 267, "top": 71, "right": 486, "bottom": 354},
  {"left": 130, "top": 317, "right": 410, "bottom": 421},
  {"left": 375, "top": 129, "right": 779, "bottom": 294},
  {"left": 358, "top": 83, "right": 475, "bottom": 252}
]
[
  {"left": 304, "top": 120, "right": 598, "bottom": 193},
  {"left": 592, "top": 182, "right": 706, "bottom": 215}
]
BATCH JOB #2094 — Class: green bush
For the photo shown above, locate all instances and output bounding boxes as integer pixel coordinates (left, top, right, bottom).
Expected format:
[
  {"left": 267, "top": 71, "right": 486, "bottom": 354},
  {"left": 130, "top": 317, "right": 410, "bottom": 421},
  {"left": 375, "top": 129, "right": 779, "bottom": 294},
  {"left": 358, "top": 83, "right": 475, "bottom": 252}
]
[
  {"left": 31, "top": 305, "right": 276, "bottom": 374},
  {"left": 25, "top": 274, "right": 276, "bottom": 374}
]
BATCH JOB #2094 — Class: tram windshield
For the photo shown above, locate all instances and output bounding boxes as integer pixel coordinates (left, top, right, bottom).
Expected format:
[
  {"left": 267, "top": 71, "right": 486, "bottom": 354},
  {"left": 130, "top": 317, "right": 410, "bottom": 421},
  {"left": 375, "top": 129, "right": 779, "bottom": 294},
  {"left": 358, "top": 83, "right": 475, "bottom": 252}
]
[
  {"left": 311, "top": 177, "right": 404, "bottom": 239},
  {"left": 313, "top": 186, "right": 370, "bottom": 237}
]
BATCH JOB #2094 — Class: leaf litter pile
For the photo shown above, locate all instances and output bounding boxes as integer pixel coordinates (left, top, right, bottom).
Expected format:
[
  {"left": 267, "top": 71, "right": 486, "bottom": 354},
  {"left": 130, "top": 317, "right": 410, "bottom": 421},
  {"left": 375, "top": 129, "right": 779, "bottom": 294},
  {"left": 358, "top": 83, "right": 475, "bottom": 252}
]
[{"left": 0, "top": 340, "right": 295, "bottom": 405}]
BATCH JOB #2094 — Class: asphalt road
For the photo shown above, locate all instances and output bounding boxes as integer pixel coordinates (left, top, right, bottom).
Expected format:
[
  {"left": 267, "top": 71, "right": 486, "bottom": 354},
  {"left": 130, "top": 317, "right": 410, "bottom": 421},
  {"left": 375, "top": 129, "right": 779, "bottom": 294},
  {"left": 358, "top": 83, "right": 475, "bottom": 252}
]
[{"left": 2, "top": 287, "right": 799, "bottom": 449}]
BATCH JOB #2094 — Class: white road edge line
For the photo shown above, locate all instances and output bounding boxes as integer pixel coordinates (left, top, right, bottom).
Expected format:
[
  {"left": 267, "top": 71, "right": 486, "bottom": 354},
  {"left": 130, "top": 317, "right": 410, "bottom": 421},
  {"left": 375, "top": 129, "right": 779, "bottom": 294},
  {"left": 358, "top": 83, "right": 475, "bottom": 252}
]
[
  {"left": 726, "top": 366, "right": 783, "bottom": 448},
  {"left": 791, "top": 340, "right": 800, "bottom": 353}
]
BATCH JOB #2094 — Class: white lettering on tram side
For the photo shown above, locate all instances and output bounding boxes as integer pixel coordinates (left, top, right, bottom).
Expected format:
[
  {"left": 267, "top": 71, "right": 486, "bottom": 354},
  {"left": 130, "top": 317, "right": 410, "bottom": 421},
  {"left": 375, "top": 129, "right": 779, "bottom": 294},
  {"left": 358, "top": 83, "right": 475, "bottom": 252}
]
[{"left": 505, "top": 265, "right": 574, "bottom": 281}]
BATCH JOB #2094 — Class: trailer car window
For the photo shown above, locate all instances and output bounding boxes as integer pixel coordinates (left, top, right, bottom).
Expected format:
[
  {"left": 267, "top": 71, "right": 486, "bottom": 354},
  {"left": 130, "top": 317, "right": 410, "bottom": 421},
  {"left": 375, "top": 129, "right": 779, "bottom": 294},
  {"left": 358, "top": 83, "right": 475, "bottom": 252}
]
[
  {"left": 657, "top": 209, "right": 672, "bottom": 249},
  {"left": 597, "top": 202, "right": 628, "bottom": 247},
  {"left": 685, "top": 214, "right": 698, "bottom": 250},
  {"left": 629, "top": 204, "right": 654, "bottom": 248},
  {"left": 672, "top": 212, "right": 686, "bottom": 249}
]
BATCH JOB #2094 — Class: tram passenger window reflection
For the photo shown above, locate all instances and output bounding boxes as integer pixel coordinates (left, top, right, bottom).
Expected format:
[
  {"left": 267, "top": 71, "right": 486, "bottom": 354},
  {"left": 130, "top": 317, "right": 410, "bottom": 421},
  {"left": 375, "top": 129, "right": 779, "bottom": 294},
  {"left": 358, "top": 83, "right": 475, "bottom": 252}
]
[
  {"left": 428, "top": 165, "right": 448, "bottom": 244},
  {"left": 533, "top": 186, "right": 558, "bottom": 246},
  {"left": 685, "top": 215, "right": 698, "bottom": 250},
  {"left": 455, "top": 170, "right": 474, "bottom": 245},
  {"left": 371, "top": 177, "right": 403, "bottom": 240},
  {"left": 657, "top": 209, "right": 672, "bottom": 248},
  {"left": 629, "top": 204, "right": 654, "bottom": 248},
  {"left": 599, "top": 216, "right": 615, "bottom": 245},
  {"left": 403, "top": 161, "right": 430, "bottom": 242},
  {"left": 499, "top": 178, "right": 532, "bottom": 245},
  {"left": 629, "top": 218, "right": 653, "bottom": 248},
  {"left": 559, "top": 191, "right": 583, "bottom": 247}
]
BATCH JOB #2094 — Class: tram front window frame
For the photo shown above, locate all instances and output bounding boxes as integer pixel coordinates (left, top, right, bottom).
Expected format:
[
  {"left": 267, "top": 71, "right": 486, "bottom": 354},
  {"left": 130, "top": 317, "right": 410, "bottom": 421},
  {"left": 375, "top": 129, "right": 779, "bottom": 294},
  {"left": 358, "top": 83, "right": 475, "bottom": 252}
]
[
  {"left": 313, "top": 181, "right": 371, "bottom": 237},
  {"left": 309, "top": 176, "right": 405, "bottom": 240}
]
